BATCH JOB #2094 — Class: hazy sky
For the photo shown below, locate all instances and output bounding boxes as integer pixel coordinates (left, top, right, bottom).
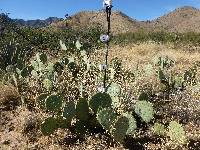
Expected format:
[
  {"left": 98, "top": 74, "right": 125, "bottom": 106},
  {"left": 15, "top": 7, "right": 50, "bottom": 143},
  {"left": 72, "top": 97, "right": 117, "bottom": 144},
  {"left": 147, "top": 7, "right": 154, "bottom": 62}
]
[{"left": 0, "top": 0, "right": 200, "bottom": 20}]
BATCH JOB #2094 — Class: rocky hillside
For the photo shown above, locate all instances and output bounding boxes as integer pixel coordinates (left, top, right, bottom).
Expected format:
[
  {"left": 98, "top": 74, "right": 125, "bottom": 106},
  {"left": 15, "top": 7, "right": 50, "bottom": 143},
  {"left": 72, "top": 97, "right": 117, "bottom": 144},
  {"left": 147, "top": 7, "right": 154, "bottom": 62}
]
[
  {"left": 13, "top": 17, "right": 63, "bottom": 28},
  {"left": 2, "top": 6, "right": 200, "bottom": 33},
  {"left": 51, "top": 11, "right": 144, "bottom": 34},
  {"left": 52, "top": 6, "right": 200, "bottom": 34},
  {"left": 149, "top": 6, "right": 200, "bottom": 33}
]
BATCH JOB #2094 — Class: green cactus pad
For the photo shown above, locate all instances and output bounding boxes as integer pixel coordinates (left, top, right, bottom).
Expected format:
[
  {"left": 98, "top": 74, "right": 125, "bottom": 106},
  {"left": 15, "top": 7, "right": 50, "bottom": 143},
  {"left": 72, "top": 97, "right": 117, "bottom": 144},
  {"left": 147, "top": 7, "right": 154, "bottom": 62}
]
[
  {"left": 63, "top": 101, "right": 76, "bottom": 122},
  {"left": 89, "top": 93, "right": 112, "bottom": 113},
  {"left": 107, "top": 82, "right": 121, "bottom": 97},
  {"left": 138, "top": 92, "right": 149, "bottom": 101},
  {"left": 111, "top": 116, "right": 129, "bottom": 143},
  {"left": 122, "top": 113, "right": 137, "bottom": 135},
  {"left": 21, "top": 66, "right": 33, "bottom": 78},
  {"left": 74, "top": 121, "right": 88, "bottom": 137},
  {"left": 39, "top": 53, "right": 47, "bottom": 64},
  {"left": 111, "top": 96, "right": 121, "bottom": 109},
  {"left": 97, "top": 108, "right": 118, "bottom": 131},
  {"left": 167, "top": 121, "right": 187, "bottom": 145},
  {"left": 134, "top": 101, "right": 154, "bottom": 123},
  {"left": 76, "top": 98, "right": 89, "bottom": 121},
  {"left": 68, "top": 62, "right": 77, "bottom": 72},
  {"left": 41, "top": 117, "right": 58, "bottom": 136},
  {"left": 152, "top": 123, "right": 166, "bottom": 136},
  {"left": 36, "top": 93, "right": 49, "bottom": 109},
  {"left": 43, "top": 79, "right": 53, "bottom": 91},
  {"left": 46, "top": 95, "right": 63, "bottom": 113}
]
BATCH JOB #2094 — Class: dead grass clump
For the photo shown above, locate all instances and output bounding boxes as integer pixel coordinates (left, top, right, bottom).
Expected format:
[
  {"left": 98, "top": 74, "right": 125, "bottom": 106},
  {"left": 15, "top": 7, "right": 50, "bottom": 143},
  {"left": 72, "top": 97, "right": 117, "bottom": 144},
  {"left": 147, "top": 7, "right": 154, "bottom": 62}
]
[{"left": 0, "top": 83, "right": 20, "bottom": 110}]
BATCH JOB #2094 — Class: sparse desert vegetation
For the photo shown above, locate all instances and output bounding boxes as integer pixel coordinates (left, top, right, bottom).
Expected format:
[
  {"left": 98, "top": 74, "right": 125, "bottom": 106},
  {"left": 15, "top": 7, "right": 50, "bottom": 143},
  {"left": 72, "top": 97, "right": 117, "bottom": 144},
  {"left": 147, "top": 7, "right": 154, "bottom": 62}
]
[{"left": 0, "top": 6, "right": 200, "bottom": 150}]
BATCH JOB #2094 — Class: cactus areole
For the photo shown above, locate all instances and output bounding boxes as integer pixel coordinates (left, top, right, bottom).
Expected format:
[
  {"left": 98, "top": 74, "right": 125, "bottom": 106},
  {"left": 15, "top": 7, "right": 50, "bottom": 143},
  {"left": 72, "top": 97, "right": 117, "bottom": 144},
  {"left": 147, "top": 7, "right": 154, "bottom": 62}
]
[{"left": 101, "top": 0, "right": 112, "bottom": 91}]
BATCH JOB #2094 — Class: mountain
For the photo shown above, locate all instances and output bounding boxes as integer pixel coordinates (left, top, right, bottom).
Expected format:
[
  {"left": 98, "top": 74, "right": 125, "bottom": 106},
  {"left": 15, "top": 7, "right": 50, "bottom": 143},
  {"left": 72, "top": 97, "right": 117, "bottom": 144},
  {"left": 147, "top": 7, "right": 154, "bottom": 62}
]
[
  {"left": 50, "top": 10, "right": 144, "bottom": 34},
  {"left": 149, "top": 6, "right": 200, "bottom": 33},
  {"left": 13, "top": 17, "right": 63, "bottom": 28},
  {"left": 2, "top": 6, "right": 200, "bottom": 33}
]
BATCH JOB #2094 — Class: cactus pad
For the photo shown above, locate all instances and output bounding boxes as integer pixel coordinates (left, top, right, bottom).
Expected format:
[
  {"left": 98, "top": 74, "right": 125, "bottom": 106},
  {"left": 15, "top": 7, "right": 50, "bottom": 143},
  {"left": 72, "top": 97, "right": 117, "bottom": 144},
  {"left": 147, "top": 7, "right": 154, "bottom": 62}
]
[
  {"left": 134, "top": 100, "right": 154, "bottom": 123},
  {"left": 111, "top": 116, "right": 129, "bottom": 143},
  {"left": 89, "top": 93, "right": 112, "bottom": 113},
  {"left": 36, "top": 93, "right": 49, "bottom": 109},
  {"left": 97, "top": 108, "right": 118, "bottom": 131},
  {"left": 41, "top": 117, "right": 58, "bottom": 136},
  {"left": 107, "top": 82, "right": 121, "bottom": 97},
  {"left": 122, "top": 113, "right": 137, "bottom": 135},
  {"left": 63, "top": 101, "right": 76, "bottom": 122},
  {"left": 46, "top": 95, "right": 63, "bottom": 113},
  {"left": 76, "top": 98, "right": 89, "bottom": 121},
  {"left": 167, "top": 121, "right": 187, "bottom": 145},
  {"left": 152, "top": 123, "right": 166, "bottom": 136}
]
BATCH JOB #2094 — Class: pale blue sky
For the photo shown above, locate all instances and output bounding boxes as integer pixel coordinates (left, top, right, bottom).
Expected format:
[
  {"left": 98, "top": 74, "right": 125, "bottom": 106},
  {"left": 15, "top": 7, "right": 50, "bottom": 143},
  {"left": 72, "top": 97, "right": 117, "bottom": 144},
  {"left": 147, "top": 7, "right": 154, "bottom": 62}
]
[{"left": 0, "top": 0, "right": 200, "bottom": 21}]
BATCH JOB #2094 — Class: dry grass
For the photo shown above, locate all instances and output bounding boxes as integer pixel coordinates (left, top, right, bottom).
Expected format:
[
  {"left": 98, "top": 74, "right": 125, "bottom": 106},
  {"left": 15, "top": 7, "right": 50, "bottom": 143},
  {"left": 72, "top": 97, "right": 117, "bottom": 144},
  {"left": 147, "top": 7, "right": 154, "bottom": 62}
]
[{"left": 108, "top": 42, "right": 200, "bottom": 70}]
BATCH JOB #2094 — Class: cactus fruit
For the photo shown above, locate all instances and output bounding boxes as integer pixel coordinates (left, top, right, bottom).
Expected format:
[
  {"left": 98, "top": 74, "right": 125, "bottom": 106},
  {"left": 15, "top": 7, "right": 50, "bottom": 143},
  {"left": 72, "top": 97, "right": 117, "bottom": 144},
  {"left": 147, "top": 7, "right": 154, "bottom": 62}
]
[
  {"left": 45, "top": 95, "right": 63, "bottom": 113},
  {"left": 134, "top": 101, "right": 154, "bottom": 123},
  {"left": 106, "top": 82, "right": 121, "bottom": 97},
  {"left": 152, "top": 123, "right": 166, "bottom": 136},
  {"left": 97, "top": 108, "right": 118, "bottom": 131},
  {"left": 36, "top": 93, "right": 49, "bottom": 109},
  {"left": 89, "top": 93, "right": 112, "bottom": 113},
  {"left": 122, "top": 113, "right": 137, "bottom": 136},
  {"left": 63, "top": 101, "right": 76, "bottom": 122},
  {"left": 167, "top": 121, "right": 187, "bottom": 145},
  {"left": 41, "top": 117, "right": 58, "bottom": 136},
  {"left": 76, "top": 98, "right": 89, "bottom": 121},
  {"left": 43, "top": 79, "right": 53, "bottom": 91},
  {"left": 111, "top": 116, "right": 129, "bottom": 143}
]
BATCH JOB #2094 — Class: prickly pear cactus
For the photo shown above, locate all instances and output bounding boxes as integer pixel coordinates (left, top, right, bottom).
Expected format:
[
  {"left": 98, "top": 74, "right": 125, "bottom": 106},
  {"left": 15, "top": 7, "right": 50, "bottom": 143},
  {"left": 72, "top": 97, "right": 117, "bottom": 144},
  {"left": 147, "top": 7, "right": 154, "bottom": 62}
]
[
  {"left": 36, "top": 93, "right": 49, "bottom": 109},
  {"left": 89, "top": 93, "right": 112, "bottom": 113},
  {"left": 134, "top": 100, "right": 154, "bottom": 123},
  {"left": 152, "top": 123, "right": 166, "bottom": 136},
  {"left": 76, "top": 98, "right": 89, "bottom": 121},
  {"left": 43, "top": 79, "right": 53, "bottom": 91},
  {"left": 111, "top": 116, "right": 129, "bottom": 143},
  {"left": 20, "top": 66, "right": 33, "bottom": 78},
  {"left": 45, "top": 95, "right": 63, "bottom": 113},
  {"left": 122, "top": 113, "right": 137, "bottom": 136},
  {"left": 41, "top": 117, "right": 58, "bottom": 136},
  {"left": 167, "top": 121, "right": 187, "bottom": 145},
  {"left": 39, "top": 53, "right": 47, "bottom": 64},
  {"left": 138, "top": 92, "right": 149, "bottom": 101},
  {"left": 111, "top": 96, "right": 121, "bottom": 109},
  {"left": 63, "top": 101, "right": 76, "bottom": 122},
  {"left": 96, "top": 108, "right": 118, "bottom": 131},
  {"left": 106, "top": 82, "right": 121, "bottom": 97}
]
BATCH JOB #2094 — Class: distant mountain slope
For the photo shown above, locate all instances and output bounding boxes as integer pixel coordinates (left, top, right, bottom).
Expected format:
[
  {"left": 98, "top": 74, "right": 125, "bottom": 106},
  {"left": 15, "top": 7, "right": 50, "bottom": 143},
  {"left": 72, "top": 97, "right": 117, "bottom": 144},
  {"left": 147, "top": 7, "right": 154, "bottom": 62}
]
[
  {"left": 13, "top": 17, "right": 63, "bottom": 28},
  {"left": 148, "top": 6, "right": 200, "bottom": 33},
  {"left": 2, "top": 6, "right": 200, "bottom": 33},
  {"left": 51, "top": 11, "right": 145, "bottom": 34}
]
